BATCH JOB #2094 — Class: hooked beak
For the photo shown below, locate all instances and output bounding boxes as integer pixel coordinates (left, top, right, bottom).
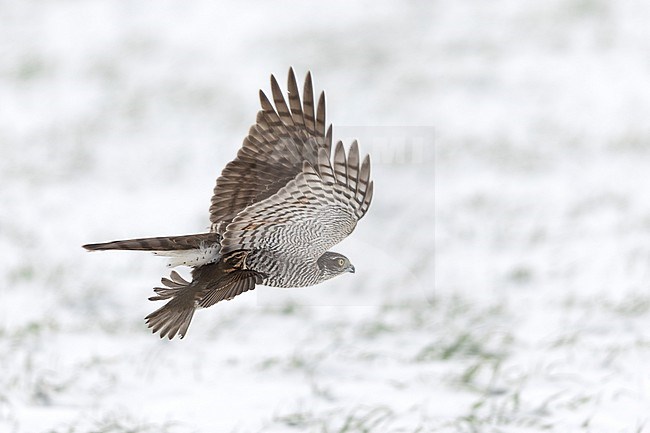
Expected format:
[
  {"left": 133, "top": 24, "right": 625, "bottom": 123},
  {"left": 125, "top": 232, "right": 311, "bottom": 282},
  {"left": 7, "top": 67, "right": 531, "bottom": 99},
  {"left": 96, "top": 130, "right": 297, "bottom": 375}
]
[{"left": 347, "top": 264, "right": 355, "bottom": 274}]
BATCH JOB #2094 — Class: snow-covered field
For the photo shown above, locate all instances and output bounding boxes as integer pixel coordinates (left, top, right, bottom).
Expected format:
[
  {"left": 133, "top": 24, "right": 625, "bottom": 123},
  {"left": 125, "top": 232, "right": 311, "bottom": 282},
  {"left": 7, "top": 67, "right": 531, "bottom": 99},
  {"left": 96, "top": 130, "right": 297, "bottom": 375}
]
[{"left": 2, "top": 0, "right": 650, "bottom": 431}]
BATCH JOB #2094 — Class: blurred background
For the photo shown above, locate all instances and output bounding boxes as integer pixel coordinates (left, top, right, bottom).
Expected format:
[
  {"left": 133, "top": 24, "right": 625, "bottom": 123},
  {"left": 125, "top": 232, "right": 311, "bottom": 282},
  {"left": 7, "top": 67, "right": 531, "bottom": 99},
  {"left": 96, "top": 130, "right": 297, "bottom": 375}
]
[{"left": 1, "top": 0, "right": 650, "bottom": 432}]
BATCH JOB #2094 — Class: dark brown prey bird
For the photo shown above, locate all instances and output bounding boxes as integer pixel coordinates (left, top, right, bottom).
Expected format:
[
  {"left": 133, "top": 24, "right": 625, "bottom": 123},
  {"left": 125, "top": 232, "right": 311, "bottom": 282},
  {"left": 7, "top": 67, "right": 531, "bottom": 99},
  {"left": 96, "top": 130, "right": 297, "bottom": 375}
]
[{"left": 83, "top": 69, "right": 373, "bottom": 339}]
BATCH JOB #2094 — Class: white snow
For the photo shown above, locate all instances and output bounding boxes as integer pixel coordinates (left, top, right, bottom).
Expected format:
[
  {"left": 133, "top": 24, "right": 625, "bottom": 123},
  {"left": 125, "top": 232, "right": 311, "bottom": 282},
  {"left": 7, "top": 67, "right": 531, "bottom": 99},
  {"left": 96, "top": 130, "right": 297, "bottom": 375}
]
[{"left": 2, "top": 0, "right": 650, "bottom": 432}]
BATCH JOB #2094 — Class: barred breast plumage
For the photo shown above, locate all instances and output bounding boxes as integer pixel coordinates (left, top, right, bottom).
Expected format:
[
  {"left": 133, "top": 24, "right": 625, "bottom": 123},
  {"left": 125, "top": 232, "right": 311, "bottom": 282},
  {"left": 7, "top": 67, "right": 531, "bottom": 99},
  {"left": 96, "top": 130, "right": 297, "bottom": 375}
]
[{"left": 83, "top": 68, "right": 373, "bottom": 339}]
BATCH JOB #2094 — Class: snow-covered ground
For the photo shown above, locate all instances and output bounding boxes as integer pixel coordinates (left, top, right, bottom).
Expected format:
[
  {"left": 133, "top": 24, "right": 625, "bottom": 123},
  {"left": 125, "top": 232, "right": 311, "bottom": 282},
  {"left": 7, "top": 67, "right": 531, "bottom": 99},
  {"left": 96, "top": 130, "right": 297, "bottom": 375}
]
[{"left": 2, "top": 0, "right": 650, "bottom": 431}]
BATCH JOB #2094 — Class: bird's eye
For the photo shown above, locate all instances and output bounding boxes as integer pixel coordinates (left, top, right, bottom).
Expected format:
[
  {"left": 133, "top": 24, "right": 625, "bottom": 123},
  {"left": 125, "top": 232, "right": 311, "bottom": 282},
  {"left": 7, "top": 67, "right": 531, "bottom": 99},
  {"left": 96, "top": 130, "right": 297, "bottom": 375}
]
[{"left": 337, "top": 258, "right": 345, "bottom": 267}]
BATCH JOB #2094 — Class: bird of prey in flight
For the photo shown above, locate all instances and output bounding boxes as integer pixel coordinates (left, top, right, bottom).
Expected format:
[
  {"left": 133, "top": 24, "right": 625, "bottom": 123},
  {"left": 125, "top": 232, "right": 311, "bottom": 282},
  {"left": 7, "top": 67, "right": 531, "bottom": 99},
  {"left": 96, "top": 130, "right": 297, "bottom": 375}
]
[{"left": 84, "top": 69, "right": 374, "bottom": 339}]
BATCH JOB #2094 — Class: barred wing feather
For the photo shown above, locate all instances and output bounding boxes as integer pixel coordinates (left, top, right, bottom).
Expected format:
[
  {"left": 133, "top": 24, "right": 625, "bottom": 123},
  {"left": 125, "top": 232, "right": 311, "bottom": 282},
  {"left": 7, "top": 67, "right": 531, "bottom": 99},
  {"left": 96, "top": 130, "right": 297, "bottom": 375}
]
[
  {"left": 220, "top": 141, "right": 373, "bottom": 259},
  {"left": 209, "top": 69, "right": 332, "bottom": 232}
]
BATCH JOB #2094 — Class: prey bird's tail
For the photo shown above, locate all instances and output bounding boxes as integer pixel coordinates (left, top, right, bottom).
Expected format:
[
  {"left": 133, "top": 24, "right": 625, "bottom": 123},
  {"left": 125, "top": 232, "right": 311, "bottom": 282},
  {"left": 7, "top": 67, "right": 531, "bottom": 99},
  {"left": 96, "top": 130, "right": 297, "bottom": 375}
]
[
  {"left": 145, "top": 271, "right": 197, "bottom": 339},
  {"left": 144, "top": 265, "right": 261, "bottom": 339},
  {"left": 83, "top": 233, "right": 221, "bottom": 251}
]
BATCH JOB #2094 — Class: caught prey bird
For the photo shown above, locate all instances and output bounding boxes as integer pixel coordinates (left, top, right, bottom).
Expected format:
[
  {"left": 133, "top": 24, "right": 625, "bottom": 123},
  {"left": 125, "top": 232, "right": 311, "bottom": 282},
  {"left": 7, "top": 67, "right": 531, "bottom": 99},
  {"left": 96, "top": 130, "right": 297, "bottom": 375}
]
[{"left": 83, "top": 69, "right": 374, "bottom": 339}]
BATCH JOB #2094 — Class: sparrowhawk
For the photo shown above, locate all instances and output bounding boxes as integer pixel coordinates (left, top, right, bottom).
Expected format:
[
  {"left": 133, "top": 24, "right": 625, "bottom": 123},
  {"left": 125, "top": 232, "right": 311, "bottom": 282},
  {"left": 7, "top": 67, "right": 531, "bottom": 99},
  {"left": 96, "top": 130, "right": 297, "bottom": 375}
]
[{"left": 83, "top": 69, "right": 374, "bottom": 339}]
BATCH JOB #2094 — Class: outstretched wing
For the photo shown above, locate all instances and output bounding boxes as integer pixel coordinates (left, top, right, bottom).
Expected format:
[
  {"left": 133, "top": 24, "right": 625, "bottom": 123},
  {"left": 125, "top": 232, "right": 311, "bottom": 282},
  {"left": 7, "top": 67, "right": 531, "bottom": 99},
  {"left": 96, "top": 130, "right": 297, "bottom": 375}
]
[
  {"left": 220, "top": 141, "right": 373, "bottom": 260},
  {"left": 209, "top": 68, "right": 332, "bottom": 233}
]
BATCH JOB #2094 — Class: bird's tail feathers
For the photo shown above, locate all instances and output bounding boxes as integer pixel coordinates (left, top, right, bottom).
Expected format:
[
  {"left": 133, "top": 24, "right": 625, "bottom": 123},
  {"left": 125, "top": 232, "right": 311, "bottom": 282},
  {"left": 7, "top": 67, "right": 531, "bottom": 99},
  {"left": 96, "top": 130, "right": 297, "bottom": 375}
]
[
  {"left": 149, "top": 271, "right": 191, "bottom": 301},
  {"left": 144, "top": 266, "right": 262, "bottom": 339},
  {"left": 83, "top": 233, "right": 220, "bottom": 252},
  {"left": 145, "top": 271, "right": 196, "bottom": 340}
]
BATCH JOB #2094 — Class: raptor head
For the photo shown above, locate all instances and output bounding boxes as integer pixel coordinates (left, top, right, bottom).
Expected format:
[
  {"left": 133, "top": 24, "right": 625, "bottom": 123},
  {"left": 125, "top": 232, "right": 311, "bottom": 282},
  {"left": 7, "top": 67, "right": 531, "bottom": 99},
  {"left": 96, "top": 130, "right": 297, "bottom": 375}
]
[{"left": 317, "top": 251, "right": 355, "bottom": 280}]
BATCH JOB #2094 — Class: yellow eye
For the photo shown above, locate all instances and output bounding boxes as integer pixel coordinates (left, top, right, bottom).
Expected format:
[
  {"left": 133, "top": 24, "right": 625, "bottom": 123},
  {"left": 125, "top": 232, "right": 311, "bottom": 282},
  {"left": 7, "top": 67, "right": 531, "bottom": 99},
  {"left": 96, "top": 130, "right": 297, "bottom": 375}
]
[{"left": 337, "top": 258, "right": 345, "bottom": 267}]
